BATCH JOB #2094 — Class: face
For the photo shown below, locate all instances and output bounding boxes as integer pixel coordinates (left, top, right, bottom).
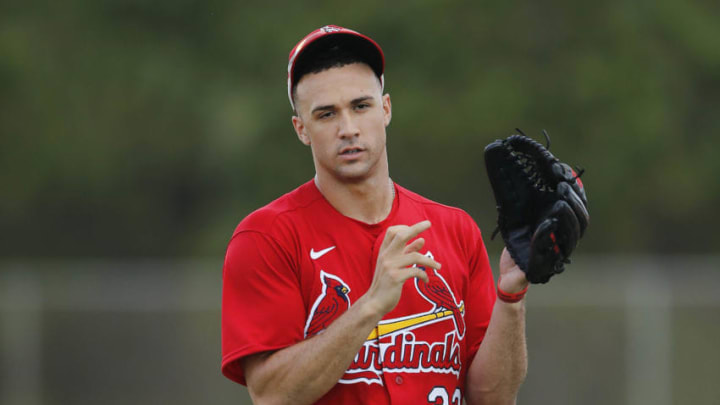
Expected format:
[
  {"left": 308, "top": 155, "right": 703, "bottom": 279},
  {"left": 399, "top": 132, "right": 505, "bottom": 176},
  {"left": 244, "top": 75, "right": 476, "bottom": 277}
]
[{"left": 291, "top": 63, "right": 392, "bottom": 183}]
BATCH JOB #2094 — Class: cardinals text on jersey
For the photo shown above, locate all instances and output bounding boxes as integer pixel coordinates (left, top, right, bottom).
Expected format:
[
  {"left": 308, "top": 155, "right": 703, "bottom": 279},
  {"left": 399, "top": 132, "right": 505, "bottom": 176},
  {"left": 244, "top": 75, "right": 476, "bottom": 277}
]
[{"left": 303, "top": 252, "right": 466, "bottom": 386}]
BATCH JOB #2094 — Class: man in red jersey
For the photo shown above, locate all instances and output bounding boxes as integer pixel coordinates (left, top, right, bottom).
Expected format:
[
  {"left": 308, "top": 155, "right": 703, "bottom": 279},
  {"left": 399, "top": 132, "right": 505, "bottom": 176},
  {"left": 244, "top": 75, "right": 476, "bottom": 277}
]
[{"left": 222, "top": 25, "right": 529, "bottom": 405}]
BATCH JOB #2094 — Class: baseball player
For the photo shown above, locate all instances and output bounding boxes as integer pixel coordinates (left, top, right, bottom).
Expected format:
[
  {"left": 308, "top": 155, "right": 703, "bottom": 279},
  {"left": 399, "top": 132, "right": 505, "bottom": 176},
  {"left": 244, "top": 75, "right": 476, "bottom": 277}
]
[{"left": 222, "top": 25, "right": 533, "bottom": 405}]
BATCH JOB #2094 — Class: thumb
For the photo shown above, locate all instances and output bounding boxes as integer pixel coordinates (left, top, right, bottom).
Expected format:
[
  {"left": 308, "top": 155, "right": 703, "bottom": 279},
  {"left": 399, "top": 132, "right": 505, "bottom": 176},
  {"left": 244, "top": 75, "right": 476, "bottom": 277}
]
[
  {"left": 499, "top": 248, "right": 528, "bottom": 292},
  {"left": 500, "top": 248, "right": 518, "bottom": 275}
]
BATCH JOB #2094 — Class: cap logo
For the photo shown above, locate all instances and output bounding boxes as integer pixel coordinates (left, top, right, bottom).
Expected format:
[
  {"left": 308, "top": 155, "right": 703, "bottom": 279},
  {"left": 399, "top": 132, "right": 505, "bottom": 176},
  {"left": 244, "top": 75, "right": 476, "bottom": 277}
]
[{"left": 321, "top": 26, "right": 341, "bottom": 33}]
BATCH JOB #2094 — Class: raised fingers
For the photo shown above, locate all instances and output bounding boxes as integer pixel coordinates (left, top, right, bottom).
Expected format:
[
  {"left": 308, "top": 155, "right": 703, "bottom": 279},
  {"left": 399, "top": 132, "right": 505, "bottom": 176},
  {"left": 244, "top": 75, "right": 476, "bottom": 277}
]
[
  {"left": 404, "top": 220, "right": 432, "bottom": 242},
  {"left": 396, "top": 251, "right": 441, "bottom": 271},
  {"left": 403, "top": 237, "right": 425, "bottom": 254},
  {"left": 392, "top": 220, "right": 431, "bottom": 249},
  {"left": 405, "top": 266, "right": 430, "bottom": 284},
  {"left": 380, "top": 220, "right": 432, "bottom": 252}
]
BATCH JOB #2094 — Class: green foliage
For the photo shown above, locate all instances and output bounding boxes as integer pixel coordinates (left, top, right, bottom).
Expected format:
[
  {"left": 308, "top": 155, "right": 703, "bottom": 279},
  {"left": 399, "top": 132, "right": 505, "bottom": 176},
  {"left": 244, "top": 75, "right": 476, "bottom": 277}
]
[{"left": 1, "top": 0, "right": 718, "bottom": 257}]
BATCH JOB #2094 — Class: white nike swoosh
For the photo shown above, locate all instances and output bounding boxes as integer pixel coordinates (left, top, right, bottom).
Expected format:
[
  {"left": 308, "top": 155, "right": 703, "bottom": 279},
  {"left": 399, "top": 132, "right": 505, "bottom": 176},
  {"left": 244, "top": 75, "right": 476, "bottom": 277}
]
[{"left": 310, "top": 246, "right": 336, "bottom": 260}]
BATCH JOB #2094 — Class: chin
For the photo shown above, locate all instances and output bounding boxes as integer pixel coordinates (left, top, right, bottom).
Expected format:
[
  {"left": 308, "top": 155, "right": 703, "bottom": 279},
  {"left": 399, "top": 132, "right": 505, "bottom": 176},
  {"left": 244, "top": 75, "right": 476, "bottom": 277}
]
[
  {"left": 334, "top": 165, "right": 372, "bottom": 183},
  {"left": 335, "top": 171, "right": 370, "bottom": 184}
]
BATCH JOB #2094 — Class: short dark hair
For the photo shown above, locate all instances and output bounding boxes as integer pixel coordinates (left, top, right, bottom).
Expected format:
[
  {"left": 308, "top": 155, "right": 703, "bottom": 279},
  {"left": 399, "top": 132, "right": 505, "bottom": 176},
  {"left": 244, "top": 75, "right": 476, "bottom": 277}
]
[{"left": 290, "top": 35, "right": 383, "bottom": 107}]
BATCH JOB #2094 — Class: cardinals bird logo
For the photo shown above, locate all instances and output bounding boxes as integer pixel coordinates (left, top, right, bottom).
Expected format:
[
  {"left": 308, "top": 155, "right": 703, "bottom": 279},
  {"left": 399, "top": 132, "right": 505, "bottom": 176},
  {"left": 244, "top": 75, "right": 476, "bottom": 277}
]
[
  {"left": 304, "top": 271, "right": 351, "bottom": 337},
  {"left": 414, "top": 252, "right": 466, "bottom": 338}
]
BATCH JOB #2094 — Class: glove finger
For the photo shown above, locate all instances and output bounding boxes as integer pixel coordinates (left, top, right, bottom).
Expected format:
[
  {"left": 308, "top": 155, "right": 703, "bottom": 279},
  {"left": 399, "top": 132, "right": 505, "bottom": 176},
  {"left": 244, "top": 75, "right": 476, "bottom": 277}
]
[
  {"left": 557, "top": 182, "right": 590, "bottom": 236},
  {"left": 552, "top": 162, "right": 576, "bottom": 183},
  {"left": 549, "top": 199, "right": 581, "bottom": 256},
  {"left": 570, "top": 170, "right": 588, "bottom": 205},
  {"left": 553, "top": 162, "right": 589, "bottom": 203},
  {"left": 532, "top": 201, "right": 580, "bottom": 255},
  {"left": 527, "top": 200, "right": 580, "bottom": 284},
  {"left": 527, "top": 217, "right": 564, "bottom": 283}
]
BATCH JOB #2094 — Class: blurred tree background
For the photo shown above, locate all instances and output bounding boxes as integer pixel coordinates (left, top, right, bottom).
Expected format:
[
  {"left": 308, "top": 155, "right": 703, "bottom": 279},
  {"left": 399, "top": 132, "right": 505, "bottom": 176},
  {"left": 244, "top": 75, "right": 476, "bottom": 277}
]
[{"left": 1, "top": 0, "right": 719, "bottom": 258}]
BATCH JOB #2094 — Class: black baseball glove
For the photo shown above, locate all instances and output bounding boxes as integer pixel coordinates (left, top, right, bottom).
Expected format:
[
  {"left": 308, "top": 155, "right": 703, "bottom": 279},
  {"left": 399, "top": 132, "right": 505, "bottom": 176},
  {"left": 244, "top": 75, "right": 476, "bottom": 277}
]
[{"left": 484, "top": 130, "right": 589, "bottom": 284}]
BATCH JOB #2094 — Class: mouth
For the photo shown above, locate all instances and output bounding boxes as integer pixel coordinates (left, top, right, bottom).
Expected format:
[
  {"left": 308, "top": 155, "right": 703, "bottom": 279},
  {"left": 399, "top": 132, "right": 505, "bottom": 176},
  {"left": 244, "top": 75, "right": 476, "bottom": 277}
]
[{"left": 339, "top": 146, "right": 365, "bottom": 156}]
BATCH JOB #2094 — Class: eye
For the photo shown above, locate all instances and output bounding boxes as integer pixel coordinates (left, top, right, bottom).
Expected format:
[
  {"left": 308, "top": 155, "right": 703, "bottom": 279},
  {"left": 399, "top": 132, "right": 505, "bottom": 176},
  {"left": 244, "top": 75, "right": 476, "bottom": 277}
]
[
  {"left": 355, "top": 103, "right": 371, "bottom": 111},
  {"left": 317, "top": 111, "right": 334, "bottom": 119}
]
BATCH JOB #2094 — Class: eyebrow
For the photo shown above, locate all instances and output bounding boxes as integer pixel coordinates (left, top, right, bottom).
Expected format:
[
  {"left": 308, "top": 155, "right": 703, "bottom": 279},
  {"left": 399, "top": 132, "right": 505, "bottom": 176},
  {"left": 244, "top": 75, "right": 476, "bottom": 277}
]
[
  {"left": 310, "top": 96, "right": 375, "bottom": 115},
  {"left": 311, "top": 104, "right": 335, "bottom": 115},
  {"left": 351, "top": 96, "right": 374, "bottom": 105}
]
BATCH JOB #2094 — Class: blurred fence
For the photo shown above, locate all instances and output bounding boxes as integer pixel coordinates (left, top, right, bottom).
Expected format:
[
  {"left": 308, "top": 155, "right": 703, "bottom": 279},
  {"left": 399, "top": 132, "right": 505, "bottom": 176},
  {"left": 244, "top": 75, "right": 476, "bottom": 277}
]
[{"left": 1, "top": 255, "right": 719, "bottom": 405}]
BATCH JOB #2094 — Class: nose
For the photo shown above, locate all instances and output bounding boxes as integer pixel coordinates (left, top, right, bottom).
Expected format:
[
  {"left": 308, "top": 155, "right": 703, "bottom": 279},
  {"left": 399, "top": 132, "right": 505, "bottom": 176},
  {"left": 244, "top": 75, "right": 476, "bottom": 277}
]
[{"left": 337, "top": 110, "right": 360, "bottom": 139}]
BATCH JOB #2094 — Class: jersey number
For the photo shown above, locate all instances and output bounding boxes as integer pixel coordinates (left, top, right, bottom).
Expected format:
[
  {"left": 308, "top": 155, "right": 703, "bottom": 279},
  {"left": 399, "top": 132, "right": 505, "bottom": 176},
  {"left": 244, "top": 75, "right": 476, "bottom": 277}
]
[{"left": 427, "top": 386, "right": 461, "bottom": 405}]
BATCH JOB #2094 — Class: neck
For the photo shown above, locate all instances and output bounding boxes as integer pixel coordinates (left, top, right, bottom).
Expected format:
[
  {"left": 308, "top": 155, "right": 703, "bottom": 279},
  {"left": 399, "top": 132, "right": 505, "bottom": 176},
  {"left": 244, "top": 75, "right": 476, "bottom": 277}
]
[{"left": 314, "top": 173, "right": 395, "bottom": 225}]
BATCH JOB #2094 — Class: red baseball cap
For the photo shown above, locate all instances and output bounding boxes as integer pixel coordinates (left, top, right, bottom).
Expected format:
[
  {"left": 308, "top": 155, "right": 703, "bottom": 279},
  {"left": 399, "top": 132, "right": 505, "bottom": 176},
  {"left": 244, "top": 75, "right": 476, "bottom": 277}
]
[{"left": 287, "top": 25, "right": 385, "bottom": 110}]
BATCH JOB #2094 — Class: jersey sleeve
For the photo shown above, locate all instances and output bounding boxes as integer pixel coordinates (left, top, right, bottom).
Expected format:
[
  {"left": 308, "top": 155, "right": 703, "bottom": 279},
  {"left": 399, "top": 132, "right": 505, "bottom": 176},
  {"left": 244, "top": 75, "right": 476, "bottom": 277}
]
[
  {"left": 221, "top": 230, "right": 306, "bottom": 385},
  {"left": 461, "top": 216, "right": 497, "bottom": 363}
]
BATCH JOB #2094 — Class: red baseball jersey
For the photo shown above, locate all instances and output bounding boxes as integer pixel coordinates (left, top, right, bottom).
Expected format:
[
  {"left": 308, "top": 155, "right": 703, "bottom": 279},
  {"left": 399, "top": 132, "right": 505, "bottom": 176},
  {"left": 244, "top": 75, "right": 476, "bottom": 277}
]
[{"left": 222, "top": 179, "right": 496, "bottom": 404}]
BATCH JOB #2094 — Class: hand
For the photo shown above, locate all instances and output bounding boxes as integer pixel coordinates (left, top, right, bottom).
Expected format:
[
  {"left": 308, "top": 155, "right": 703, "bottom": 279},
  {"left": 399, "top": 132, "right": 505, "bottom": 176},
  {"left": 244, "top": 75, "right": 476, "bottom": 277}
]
[
  {"left": 364, "top": 220, "right": 441, "bottom": 316},
  {"left": 498, "top": 247, "right": 529, "bottom": 294}
]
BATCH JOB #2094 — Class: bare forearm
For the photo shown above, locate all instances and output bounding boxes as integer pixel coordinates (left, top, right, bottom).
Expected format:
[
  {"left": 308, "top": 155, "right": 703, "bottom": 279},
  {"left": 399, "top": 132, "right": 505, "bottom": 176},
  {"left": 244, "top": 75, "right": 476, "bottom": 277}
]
[
  {"left": 245, "top": 296, "right": 383, "bottom": 405},
  {"left": 466, "top": 300, "right": 528, "bottom": 405}
]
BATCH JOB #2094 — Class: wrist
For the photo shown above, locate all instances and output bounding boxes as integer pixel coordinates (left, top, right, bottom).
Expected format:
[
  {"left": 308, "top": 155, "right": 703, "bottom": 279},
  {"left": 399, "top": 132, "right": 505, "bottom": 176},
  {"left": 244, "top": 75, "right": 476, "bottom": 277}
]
[
  {"left": 355, "top": 294, "right": 387, "bottom": 323},
  {"left": 497, "top": 282, "right": 528, "bottom": 303}
]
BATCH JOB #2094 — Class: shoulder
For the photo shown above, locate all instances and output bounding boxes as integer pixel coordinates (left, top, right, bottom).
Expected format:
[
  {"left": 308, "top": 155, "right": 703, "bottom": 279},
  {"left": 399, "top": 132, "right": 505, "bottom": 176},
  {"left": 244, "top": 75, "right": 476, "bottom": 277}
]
[
  {"left": 396, "top": 184, "right": 485, "bottom": 257},
  {"left": 397, "top": 184, "right": 478, "bottom": 228},
  {"left": 225, "top": 180, "right": 323, "bottom": 270},
  {"left": 231, "top": 179, "right": 324, "bottom": 240}
]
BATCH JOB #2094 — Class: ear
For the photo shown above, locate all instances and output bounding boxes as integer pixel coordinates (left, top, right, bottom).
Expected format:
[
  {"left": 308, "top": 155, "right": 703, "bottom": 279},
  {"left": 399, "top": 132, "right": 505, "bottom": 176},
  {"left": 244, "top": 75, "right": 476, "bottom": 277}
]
[
  {"left": 292, "top": 115, "right": 311, "bottom": 146},
  {"left": 382, "top": 93, "right": 392, "bottom": 127}
]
